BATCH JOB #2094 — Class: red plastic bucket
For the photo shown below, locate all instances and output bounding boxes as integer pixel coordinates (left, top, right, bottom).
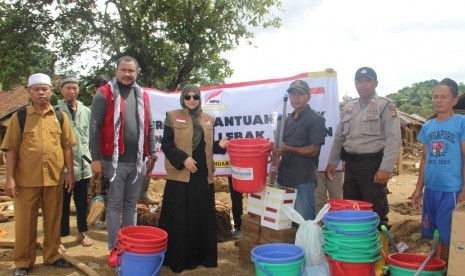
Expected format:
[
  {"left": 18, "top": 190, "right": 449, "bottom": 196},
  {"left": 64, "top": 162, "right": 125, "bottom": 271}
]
[
  {"left": 387, "top": 253, "right": 446, "bottom": 271},
  {"left": 116, "top": 226, "right": 168, "bottom": 254},
  {"left": 326, "top": 254, "right": 375, "bottom": 276},
  {"left": 327, "top": 199, "right": 373, "bottom": 212},
  {"left": 227, "top": 139, "right": 273, "bottom": 193},
  {"left": 117, "top": 239, "right": 167, "bottom": 254},
  {"left": 228, "top": 138, "right": 273, "bottom": 150}
]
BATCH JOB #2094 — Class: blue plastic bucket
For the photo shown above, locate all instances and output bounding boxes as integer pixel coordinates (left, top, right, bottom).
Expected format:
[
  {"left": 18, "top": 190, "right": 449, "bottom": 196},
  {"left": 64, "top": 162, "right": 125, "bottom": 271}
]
[
  {"left": 251, "top": 243, "right": 304, "bottom": 263},
  {"left": 323, "top": 211, "right": 379, "bottom": 236},
  {"left": 324, "top": 210, "right": 379, "bottom": 223},
  {"left": 116, "top": 249, "right": 166, "bottom": 276},
  {"left": 251, "top": 243, "right": 305, "bottom": 276}
]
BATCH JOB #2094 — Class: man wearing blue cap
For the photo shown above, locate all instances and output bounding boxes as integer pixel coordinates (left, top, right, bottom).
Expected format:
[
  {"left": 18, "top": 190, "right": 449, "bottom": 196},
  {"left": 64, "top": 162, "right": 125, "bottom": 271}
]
[
  {"left": 274, "top": 79, "right": 326, "bottom": 221},
  {"left": 2, "top": 73, "right": 76, "bottom": 275}
]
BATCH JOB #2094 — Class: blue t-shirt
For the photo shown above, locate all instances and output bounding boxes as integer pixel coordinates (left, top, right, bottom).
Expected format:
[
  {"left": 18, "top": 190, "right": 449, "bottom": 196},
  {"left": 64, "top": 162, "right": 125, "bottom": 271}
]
[{"left": 418, "top": 114, "right": 465, "bottom": 192}]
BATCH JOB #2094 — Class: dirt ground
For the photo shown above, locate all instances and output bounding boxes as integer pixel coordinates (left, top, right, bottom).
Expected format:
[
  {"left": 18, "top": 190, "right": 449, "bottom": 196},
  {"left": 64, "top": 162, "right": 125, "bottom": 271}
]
[{"left": 0, "top": 159, "right": 428, "bottom": 276}]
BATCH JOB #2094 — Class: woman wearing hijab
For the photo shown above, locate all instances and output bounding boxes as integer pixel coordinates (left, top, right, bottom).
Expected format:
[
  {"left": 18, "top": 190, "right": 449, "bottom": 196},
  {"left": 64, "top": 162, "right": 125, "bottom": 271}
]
[{"left": 159, "top": 84, "right": 228, "bottom": 273}]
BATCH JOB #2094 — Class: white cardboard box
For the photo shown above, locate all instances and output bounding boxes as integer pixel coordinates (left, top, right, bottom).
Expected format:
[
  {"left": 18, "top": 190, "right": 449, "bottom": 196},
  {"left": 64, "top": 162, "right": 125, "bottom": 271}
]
[
  {"left": 260, "top": 195, "right": 295, "bottom": 230},
  {"left": 247, "top": 191, "right": 266, "bottom": 206},
  {"left": 246, "top": 201, "right": 264, "bottom": 217},
  {"left": 448, "top": 202, "right": 465, "bottom": 275},
  {"left": 262, "top": 196, "right": 295, "bottom": 210},
  {"left": 261, "top": 215, "right": 292, "bottom": 230},
  {"left": 246, "top": 191, "right": 266, "bottom": 216},
  {"left": 265, "top": 186, "right": 297, "bottom": 201},
  {"left": 262, "top": 208, "right": 290, "bottom": 221}
]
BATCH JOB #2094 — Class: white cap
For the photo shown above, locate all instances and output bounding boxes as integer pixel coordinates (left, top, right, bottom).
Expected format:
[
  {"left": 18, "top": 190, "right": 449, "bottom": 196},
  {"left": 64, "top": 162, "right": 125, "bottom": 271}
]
[{"left": 28, "top": 73, "right": 51, "bottom": 87}]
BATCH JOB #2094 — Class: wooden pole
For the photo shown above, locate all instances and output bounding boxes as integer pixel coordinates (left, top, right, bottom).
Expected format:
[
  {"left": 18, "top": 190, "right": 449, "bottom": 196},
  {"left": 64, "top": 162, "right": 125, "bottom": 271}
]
[
  {"left": 61, "top": 253, "right": 101, "bottom": 276},
  {"left": 0, "top": 239, "right": 41, "bottom": 249},
  {"left": 397, "top": 147, "right": 403, "bottom": 175}
]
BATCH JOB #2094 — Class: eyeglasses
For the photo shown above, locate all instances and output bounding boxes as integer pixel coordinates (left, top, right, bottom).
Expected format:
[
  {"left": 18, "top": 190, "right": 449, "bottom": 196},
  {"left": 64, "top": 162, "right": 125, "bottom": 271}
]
[{"left": 184, "top": 95, "right": 200, "bottom": 101}]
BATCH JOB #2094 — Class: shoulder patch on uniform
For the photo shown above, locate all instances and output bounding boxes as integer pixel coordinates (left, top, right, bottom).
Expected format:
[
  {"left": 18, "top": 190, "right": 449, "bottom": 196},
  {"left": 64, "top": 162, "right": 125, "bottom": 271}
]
[
  {"left": 347, "top": 98, "right": 358, "bottom": 103},
  {"left": 388, "top": 102, "right": 398, "bottom": 117}
]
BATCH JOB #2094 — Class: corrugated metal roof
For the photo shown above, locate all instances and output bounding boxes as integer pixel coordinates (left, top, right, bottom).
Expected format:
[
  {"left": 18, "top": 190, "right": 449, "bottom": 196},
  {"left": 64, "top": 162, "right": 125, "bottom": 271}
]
[
  {"left": 0, "top": 86, "right": 30, "bottom": 120},
  {"left": 398, "top": 111, "right": 424, "bottom": 126}
]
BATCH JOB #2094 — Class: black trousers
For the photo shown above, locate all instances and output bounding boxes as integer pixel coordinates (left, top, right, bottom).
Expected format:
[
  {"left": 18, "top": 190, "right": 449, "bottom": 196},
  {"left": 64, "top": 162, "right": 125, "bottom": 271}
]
[
  {"left": 343, "top": 157, "right": 389, "bottom": 228},
  {"left": 228, "top": 177, "right": 243, "bottom": 230},
  {"left": 61, "top": 178, "right": 90, "bottom": 236}
]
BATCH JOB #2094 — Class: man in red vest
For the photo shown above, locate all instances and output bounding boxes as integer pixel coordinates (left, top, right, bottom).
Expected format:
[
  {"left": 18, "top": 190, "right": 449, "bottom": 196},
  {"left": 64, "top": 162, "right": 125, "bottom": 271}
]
[{"left": 89, "top": 56, "right": 157, "bottom": 266}]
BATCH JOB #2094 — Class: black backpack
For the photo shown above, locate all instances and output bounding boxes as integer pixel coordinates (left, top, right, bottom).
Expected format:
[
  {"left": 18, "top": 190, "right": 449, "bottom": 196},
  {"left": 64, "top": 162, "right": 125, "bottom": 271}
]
[{"left": 16, "top": 105, "right": 64, "bottom": 135}]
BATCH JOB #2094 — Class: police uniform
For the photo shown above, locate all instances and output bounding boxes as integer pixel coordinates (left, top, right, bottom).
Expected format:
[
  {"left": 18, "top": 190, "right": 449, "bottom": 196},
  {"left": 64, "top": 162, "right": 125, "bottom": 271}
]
[{"left": 327, "top": 93, "right": 401, "bottom": 226}]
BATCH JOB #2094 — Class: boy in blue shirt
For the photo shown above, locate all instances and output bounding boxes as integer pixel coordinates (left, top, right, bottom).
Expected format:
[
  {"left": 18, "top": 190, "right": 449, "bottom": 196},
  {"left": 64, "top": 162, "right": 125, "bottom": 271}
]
[{"left": 411, "top": 78, "right": 465, "bottom": 261}]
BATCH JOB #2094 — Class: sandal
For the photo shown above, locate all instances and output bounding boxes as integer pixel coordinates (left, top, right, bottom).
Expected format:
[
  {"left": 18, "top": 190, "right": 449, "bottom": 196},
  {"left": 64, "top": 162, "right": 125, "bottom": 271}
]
[
  {"left": 58, "top": 244, "right": 66, "bottom": 253},
  {"left": 77, "top": 234, "right": 94, "bottom": 247}
]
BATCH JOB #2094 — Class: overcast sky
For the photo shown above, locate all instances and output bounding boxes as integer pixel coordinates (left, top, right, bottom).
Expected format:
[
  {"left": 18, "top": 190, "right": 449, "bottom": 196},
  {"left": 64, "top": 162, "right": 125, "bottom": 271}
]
[{"left": 223, "top": 0, "right": 465, "bottom": 99}]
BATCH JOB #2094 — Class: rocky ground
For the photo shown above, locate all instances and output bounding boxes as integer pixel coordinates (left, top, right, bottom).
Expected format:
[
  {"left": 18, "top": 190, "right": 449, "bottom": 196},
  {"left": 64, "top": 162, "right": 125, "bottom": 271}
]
[{"left": 0, "top": 156, "right": 428, "bottom": 276}]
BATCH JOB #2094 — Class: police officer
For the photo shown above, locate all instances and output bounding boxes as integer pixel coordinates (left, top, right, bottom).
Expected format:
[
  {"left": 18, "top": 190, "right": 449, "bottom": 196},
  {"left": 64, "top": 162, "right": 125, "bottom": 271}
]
[{"left": 325, "top": 67, "right": 401, "bottom": 227}]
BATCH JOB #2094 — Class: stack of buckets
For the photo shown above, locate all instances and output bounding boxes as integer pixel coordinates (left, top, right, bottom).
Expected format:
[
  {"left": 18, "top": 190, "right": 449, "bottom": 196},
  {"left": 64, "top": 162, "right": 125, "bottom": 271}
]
[
  {"left": 387, "top": 253, "right": 446, "bottom": 275},
  {"left": 327, "top": 199, "right": 373, "bottom": 212},
  {"left": 251, "top": 243, "right": 305, "bottom": 276},
  {"left": 115, "top": 225, "right": 168, "bottom": 276},
  {"left": 323, "top": 209, "right": 382, "bottom": 276},
  {"left": 227, "top": 138, "right": 273, "bottom": 193}
]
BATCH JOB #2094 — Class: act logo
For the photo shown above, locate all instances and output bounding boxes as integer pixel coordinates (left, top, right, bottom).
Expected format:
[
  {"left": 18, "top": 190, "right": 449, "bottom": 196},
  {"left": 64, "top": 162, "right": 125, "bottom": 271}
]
[{"left": 205, "top": 89, "right": 223, "bottom": 105}]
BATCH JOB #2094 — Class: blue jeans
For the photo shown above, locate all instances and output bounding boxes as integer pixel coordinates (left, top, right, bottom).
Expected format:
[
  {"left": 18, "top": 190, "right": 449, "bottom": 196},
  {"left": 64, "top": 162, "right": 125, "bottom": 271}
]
[
  {"left": 103, "top": 161, "right": 146, "bottom": 250},
  {"left": 282, "top": 181, "right": 316, "bottom": 221}
]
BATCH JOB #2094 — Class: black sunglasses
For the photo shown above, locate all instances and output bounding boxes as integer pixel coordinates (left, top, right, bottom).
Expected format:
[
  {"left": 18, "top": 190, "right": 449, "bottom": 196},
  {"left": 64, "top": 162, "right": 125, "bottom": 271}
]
[{"left": 184, "top": 95, "right": 200, "bottom": 100}]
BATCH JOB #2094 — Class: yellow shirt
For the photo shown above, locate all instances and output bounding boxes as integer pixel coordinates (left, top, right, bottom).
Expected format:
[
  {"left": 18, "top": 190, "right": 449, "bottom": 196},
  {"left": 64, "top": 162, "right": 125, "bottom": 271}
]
[{"left": 1, "top": 104, "right": 76, "bottom": 187}]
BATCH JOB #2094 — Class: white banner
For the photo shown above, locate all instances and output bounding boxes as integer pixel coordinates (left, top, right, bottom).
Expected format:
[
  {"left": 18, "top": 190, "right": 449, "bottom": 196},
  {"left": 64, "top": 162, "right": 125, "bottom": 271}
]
[{"left": 146, "top": 71, "right": 340, "bottom": 176}]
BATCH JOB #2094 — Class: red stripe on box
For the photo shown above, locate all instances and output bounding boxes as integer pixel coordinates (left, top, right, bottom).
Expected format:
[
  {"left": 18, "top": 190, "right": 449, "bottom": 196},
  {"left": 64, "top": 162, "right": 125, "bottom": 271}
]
[
  {"left": 263, "top": 216, "right": 276, "bottom": 223},
  {"left": 310, "top": 87, "right": 325, "bottom": 94},
  {"left": 265, "top": 207, "right": 278, "bottom": 213}
]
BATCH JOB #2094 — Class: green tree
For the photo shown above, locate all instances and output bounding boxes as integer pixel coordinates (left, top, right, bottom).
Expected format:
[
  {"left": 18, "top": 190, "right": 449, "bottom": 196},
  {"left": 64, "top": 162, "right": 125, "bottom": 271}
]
[
  {"left": 387, "top": 80, "right": 465, "bottom": 117},
  {"left": 0, "top": 1, "right": 56, "bottom": 90},
  {"left": 1, "top": 0, "right": 281, "bottom": 92}
]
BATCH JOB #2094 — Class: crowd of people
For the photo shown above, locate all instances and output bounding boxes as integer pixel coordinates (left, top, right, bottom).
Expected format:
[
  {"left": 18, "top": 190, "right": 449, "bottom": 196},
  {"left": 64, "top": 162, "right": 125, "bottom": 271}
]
[{"left": 1, "top": 61, "right": 464, "bottom": 275}]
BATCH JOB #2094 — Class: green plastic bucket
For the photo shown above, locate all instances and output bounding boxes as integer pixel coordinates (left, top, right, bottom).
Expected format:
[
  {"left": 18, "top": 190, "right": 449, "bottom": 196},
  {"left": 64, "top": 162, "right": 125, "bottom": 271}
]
[
  {"left": 252, "top": 257, "right": 305, "bottom": 276},
  {"left": 324, "top": 240, "right": 382, "bottom": 254},
  {"left": 325, "top": 219, "right": 378, "bottom": 231},
  {"left": 324, "top": 234, "right": 380, "bottom": 249},
  {"left": 326, "top": 251, "right": 382, "bottom": 263},
  {"left": 323, "top": 210, "right": 379, "bottom": 236},
  {"left": 323, "top": 228, "right": 380, "bottom": 240},
  {"left": 251, "top": 243, "right": 305, "bottom": 276},
  {"left": 388, "top": 265, "right": 446, "bottom": 276}
]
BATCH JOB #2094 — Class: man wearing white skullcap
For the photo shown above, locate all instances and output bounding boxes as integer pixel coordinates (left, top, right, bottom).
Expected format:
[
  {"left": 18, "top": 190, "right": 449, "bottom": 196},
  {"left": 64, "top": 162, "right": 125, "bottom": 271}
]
[
  {"left": 1, "top": 73, "right": 76, "bottom": 275},
  {"left": 27, "top": 73, "right": 52, "bottom": 87}
]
